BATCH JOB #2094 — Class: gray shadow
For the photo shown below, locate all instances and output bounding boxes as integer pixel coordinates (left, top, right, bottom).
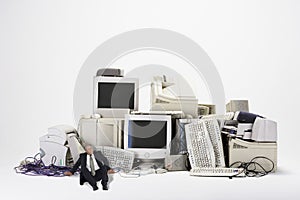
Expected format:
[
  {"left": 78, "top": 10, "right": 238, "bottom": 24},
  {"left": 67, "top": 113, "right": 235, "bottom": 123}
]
[{"left": 94, "top": 150, "right": 115, "bottom": 186}]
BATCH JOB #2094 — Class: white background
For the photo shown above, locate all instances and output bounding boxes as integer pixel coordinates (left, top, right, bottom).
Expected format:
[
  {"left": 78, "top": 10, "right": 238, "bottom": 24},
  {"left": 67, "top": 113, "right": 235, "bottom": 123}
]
[{"left": 1, "top": 0, "right": 300, "bottom": 199}]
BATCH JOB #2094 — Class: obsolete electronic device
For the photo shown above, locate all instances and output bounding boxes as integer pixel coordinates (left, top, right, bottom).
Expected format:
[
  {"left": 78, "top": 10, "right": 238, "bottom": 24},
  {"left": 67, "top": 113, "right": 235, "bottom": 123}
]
[
  {"left": 95, "top": 146, "right": 135, "bottom": 173},
  {"left": 222, "top": 125, "right": 237, "bottom": 136},
  {"left": 226, "top": 100, "right": 249, "bottom": 112},
  {"left": 39, "top": 141, "right": 70, "bottom": 166},
  {"left": 124, "top": 114, "right": 172, "bottom": 160},
  {"left": 172, "top": 119, "right": 202, "bottom": 155},
  {"left": 198, "top": 105, "right": 210, "bottom": 115},
  {"left": 93, "top": 76, "right": 139, "bottom": 118},
  {"left": 150, "top": 76, "right": 198, "bottom": 117},
  {"left": 204, "top": 119, "right": 226, "bottom": 166},
  {"left": 131, "top": 111, "right": 184, "bottom": 155},
  {"left": 221, "top": 120, "right": 238, "bottom": 136},
  {"left": 185, "top": 119, "right": 225, "bottom": 168},
  {"left": 224, "top": 120, "right": 238, "bottom": 126},
  {"left": 39, "top": 134, "right": 66, "bottom": 146},
  {"left": 78, "top": 115, "right": 124, "bottom": 148},
  {"left": 228, "top": 138, "right": 277, "bottom": 172},
  {"left": 243, "top": 130, "right": 253, "bottom": 140},
  {"left": 171, "top": 119, "right": 199, "bottom": 155},
  {"left": 251, "top": 118, "right": 277, "bottom": 142},
  {"left": 39, "top": 125, "right": 78, "bottom": 166},
  {"left": 198, "top": 104, "right": 216, "bottom": 115},
  {"left": 165, "top": 154, "right": 188, "bottom": 171},
  {"left": 67, "top": 133, "right": 85, "bottom": 163},
  {"left": 190, "top": 167, "right": 245, "bottom": 177},
  {"left": 201, "top": 112, "right": 235, "bottom": 121},
  {"left": 235, "top": 111, "right": 263, "bottom": 123},
  {"left": 185, "top": 120, "right": 215, "bottom": 168},
  {"left": 201, "top": 112, "right": 235, "bottom": 130},
  {"left": 237, "top": 123, "right": 253, "bottom": 137},
  {"left": 47, "top": 125, "right": 77, "bottom": 143},
  {"left": 96, "top": 68, "right": 124, "bottom": 77}
]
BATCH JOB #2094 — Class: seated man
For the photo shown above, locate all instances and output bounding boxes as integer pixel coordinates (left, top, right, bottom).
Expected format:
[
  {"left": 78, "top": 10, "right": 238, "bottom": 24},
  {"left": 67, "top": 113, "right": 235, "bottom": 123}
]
[{"left": 64, "top": 144, "right": 115, "bottom": 191}]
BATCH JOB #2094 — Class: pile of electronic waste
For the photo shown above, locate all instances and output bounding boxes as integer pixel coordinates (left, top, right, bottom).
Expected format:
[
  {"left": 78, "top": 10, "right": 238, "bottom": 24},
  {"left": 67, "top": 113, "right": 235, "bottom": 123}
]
[{"left": 15, "top": 68, "right": 278, "bottom": 178}]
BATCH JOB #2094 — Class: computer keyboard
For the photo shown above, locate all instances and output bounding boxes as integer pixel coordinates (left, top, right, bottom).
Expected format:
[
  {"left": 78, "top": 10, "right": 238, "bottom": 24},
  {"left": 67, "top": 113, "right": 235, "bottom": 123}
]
[
  {"left": 95, "top": 146, "right": 134, "bottom": 173},
  {"left": 190, "top": 167, "right": 245, "bottom": 177},
  {"left": 203, "top": 119, "right": 225, "bottom": 167},
  {"left": 185, "top": 122, "right": 216, "bottom": 168}
]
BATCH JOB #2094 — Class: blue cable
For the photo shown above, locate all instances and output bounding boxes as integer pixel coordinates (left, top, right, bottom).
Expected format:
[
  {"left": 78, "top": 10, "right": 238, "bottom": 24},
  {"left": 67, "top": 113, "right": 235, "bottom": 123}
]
[{"left": 14, "top": 153, "right": 79, "bottom": 177}]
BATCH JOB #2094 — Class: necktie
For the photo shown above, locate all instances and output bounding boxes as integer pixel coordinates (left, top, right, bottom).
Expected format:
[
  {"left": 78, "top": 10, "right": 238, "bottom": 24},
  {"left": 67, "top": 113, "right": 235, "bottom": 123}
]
[{"left": 90, "top": 155, "right": 96, "bottom": 176}]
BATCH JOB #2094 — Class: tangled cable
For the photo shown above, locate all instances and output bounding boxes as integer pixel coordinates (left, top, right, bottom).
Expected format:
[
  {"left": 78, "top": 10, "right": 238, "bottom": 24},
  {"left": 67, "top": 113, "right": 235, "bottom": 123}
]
[
  {"left": 14, "top": 153, "right": 77, "bottom": 177},
  {"left": 230, "top": 156, "right": 275, "bottom": 178}
]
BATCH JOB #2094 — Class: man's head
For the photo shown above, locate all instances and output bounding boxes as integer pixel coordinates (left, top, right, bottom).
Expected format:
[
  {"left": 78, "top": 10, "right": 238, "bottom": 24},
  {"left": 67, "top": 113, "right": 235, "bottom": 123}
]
[{"left": 84, "top": 144, "right": 94, "bottom": 155}]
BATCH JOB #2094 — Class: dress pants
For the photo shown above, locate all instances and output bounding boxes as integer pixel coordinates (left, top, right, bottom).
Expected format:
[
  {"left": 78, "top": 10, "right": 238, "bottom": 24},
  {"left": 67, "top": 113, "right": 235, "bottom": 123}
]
[{"left": 80, "top": 168, "right": 108, "bottom": 188}]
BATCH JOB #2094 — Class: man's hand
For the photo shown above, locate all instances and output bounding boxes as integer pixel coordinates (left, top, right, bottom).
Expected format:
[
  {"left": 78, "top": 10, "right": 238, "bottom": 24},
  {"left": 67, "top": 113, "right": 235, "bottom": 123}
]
[
  {"left": 107, "top": 169, "right": 116, "bottom": 174},
  {"left": 64, "top": 171, "right": 73, "bottom": 176}
]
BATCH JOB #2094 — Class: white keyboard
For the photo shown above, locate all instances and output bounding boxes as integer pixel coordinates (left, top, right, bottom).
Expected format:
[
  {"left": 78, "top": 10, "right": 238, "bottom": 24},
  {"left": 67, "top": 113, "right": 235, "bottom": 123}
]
[
  {"left": 185, "top": 122, "right": 215, "bottom": 168},
  {"left": 95, "top": 146, "right": 134, "bottom": 173},
  {"left": 203, "top": 119, "right": 225, "bottom": 167},
  {"left": 190, "top": 167, "right": 245, "bottom": 177},
  {"left": 185, "top": 119, "right": 225, "bottom": 168}
]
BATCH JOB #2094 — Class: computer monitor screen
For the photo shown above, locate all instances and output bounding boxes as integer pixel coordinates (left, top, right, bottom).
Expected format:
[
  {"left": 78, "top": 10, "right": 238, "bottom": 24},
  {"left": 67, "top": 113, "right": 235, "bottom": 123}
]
[
  {"left": 124, "top": 115, "right": 171, "bottom": 159},
  {"left": 98, "top": 82, "right": 135, "bottom": 109},
  {"left": 128, "top": 120, "right": 167, "bottom": 149}
]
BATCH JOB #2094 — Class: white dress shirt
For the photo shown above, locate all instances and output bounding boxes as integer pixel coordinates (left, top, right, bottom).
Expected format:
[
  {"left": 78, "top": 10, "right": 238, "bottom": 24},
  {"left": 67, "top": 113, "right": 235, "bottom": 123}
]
[{"left": 86, "top": 154, "right": 100, "bottom": 172}]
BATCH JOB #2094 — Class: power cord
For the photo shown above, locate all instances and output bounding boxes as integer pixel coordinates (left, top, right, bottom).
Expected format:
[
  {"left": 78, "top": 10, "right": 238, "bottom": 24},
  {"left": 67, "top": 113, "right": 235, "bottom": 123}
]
[{"left": 229, "top": 156, "right": 275, "bottom": 178}]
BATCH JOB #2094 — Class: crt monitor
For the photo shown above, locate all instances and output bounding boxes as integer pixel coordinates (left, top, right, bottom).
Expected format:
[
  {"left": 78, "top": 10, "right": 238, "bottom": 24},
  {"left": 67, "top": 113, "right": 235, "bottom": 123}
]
[
  {"left": 93, "top": 76, "right": 139, "bottom": 117},
  {"left": 124, "top": 115, "right": 172, "bottom": 159}
]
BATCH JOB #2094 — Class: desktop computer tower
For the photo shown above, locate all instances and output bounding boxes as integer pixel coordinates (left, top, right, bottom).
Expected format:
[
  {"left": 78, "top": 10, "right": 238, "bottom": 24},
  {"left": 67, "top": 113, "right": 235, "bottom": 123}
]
[
  {"left": 78, "top": 116, "right": 124, "bottom": 148},
  {"left": 226, "top": 100, "right": 249, "bottom": 112}
]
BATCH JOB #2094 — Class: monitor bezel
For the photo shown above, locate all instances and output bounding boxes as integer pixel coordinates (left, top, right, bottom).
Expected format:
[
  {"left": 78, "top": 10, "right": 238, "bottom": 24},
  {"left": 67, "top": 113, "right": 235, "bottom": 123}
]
[
  {"left": 124, "top": 114, "right": 172, "bottom": 159},
  {"left": 93, "top": 76, "right": 139, "bottom": 117}
]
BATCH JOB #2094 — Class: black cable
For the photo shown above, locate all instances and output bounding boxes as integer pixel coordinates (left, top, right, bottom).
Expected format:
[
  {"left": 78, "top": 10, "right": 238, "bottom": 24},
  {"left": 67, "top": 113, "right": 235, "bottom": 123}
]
[
  {"left": 185, "top": 152, "right": 191, "bottom": 171},
  {"left": 229, "top": 156, "right": 274, "bottom": 178}
]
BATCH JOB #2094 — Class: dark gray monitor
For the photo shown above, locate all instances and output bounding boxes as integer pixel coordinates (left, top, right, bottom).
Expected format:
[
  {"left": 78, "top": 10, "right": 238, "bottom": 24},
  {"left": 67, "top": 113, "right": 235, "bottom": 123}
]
[
  {"left": 93, "top": 76, "right": 139, "bottom": 118},
  {"left": 97, "top": 82, "right": 135, "bottom": 109},
  {"left": 128, "top": 120, "right": 167, "bottom": 149}
]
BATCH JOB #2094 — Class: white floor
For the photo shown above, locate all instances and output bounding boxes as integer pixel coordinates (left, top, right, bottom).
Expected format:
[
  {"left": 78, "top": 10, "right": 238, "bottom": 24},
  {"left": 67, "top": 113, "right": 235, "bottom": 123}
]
[{"left": 2, "top": 161, "right": 300, "bottom": 200}]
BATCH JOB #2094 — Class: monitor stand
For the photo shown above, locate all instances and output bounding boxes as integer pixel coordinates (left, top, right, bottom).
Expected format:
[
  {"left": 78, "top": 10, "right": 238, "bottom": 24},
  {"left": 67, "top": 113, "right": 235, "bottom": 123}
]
[{"left": 133, "top": 158, "right": 165, "bottom": 169}]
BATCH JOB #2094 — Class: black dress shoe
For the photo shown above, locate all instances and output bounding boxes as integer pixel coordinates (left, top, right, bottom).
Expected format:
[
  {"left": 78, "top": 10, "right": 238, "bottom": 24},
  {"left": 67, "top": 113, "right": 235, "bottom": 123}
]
[
  {"left": 80, "top": 181, "right": 85, "bottom": 185},
  {"left": 93, "top": 186, "right": 99, "bottom": 191},
  {"left": 102, "top": 185, "right": 108, "bottom": 190}
]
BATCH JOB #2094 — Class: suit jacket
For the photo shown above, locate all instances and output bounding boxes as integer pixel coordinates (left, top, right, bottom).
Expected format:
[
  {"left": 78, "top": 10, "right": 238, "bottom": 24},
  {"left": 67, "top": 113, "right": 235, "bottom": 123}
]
[{"left": 70, "top": 153, "right": 111, "bottom": 174}]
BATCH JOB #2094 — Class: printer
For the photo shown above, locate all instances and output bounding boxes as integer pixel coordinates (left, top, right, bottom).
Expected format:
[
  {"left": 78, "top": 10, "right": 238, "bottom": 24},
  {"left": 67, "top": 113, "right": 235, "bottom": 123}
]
[
  {"left": 251, "top": 118, "right": 277, "bottom": 142},
  {"left": 228, "top": 138, "right": 277, "bottom": 172},
  {"left": 39, "top": 125, "right": 84, "bottom": 166}
]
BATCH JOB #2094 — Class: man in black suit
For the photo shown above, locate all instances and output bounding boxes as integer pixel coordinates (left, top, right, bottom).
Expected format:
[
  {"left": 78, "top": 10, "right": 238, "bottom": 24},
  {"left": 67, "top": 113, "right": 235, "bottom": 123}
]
[{"left": 64, "top": 145, "right": 115, "bottom": 191}]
